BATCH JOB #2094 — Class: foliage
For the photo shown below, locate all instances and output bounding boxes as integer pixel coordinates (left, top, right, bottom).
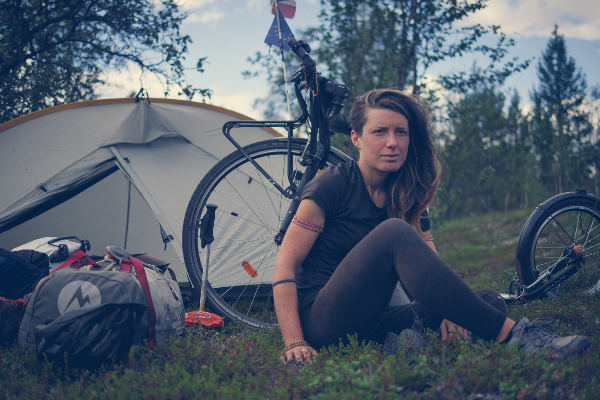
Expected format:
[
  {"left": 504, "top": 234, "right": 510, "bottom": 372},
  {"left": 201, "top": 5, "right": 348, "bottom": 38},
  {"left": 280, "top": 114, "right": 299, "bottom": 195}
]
[
  {"left": 245, "top": 0, "right": 529, "bottom": 119},
  {"left": 317, "top": 0, "right": 528, "bottom": 98},
  {"left": 0, "top": 0, "right": 210, "bottom": 123},
  {"left": 435, "top": 25, "right": 599, "bottom": 219},
  {"left": 2, "top": 208, "right": 600, "bottom": 399},
  {"left": 529, "top": 26, "right": 594, "bottom": 194},
  {"left": 438, "top": 84, "right": 547, "bottom": 218}
]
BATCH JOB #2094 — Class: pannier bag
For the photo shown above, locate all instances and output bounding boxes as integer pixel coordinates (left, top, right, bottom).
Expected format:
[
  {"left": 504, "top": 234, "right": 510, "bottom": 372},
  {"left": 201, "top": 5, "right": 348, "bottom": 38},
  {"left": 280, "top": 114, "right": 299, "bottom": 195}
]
[
  {"left": 12, "top": 236, "right": 89, "bottom": 274},
  {"left": 18, "top": 246, "right": 184, "bottom": 367},
  {"left": 0, "top": 237, "right": 89, "bottom": 301},
  {"left": 0, "top": 248, "right": 45, "bottom": 300}
]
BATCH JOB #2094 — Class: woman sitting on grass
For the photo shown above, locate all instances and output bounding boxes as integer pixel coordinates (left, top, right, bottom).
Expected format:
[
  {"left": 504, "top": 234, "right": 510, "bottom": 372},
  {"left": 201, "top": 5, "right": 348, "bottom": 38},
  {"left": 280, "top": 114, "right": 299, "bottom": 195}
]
[{"left": 272, "top": 88, "right": 590, "bottom": 364}]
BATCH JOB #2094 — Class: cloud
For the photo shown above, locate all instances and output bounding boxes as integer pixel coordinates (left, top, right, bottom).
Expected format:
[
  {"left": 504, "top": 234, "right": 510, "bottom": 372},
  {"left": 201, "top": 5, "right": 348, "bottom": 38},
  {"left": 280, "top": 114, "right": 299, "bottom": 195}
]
[
  {"left": 96, "top": 64, "right": 268, "bottom": 119},
  {"left": 174, "top": 0, "right": 215, "bottom": 9},
  {"left": 209, "top": 90, "right": 268, "bottom": 120},
  {"left": 469, "top": 0, "right": 600, "bottom": 40},
  {"left": 96, "top": 62, "right": 188, "bottom": 99},
  {"left": 186, "top": 10, "right": 225, "bottom": 23},
  {"left": 174, "top": 0, "right": 225, "bottom": 24}
]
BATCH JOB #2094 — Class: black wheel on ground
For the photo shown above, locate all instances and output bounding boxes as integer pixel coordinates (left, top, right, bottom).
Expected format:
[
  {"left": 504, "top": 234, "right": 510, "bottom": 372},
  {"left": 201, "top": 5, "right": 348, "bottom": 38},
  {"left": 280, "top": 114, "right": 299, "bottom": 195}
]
[{"left": 516, "top": 191, "right": 600, "bottom": 296}]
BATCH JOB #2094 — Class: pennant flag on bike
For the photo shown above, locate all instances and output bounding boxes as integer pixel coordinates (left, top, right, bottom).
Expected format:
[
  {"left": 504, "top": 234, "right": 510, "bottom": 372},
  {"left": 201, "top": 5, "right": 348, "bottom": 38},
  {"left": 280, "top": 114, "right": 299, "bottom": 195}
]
[
  {"left": 264, "top": 9, "right": 295, "bottom": 52},
  {"left": 271, "top": 0, "right": 296, "bottom": 19}
]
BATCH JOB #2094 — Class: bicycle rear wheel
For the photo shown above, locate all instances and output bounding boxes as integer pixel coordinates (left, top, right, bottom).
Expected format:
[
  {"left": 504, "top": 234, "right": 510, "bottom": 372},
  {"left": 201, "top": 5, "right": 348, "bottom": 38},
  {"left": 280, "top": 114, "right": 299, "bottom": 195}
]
[
  {"left": 516, "top": 191, "right": 600, "bottom": 296},
  {"left": 182, "top": 138, "right": 351, "bottom": 328}
]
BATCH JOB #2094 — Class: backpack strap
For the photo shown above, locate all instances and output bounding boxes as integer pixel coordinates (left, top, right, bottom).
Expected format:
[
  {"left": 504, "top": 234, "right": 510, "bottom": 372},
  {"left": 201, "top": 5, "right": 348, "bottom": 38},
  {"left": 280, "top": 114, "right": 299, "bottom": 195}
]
[
  {"left": 116, "top": 256, "right": 156, "bottom": 348},
  {"left": 54, "top": 250, "right": 99, "bottom": 272}
]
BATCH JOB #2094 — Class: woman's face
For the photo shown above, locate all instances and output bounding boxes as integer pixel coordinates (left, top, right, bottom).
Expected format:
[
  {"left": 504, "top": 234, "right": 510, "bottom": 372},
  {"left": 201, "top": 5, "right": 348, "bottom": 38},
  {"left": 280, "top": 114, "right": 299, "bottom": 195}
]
[{"left": 351, "top": 107, "right": 410, "bottom": 177}]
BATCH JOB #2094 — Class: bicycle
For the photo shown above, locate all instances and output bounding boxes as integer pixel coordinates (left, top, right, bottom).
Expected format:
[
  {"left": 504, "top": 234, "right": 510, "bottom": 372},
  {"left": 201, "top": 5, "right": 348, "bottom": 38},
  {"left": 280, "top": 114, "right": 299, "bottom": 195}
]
[
  {"left": 503, "top": 189, "right": 600, "bottom": 303},
  {"left": 182, "top": 38, "right": 351, "bottom": 328},
  {"left": 182, "top": 38, "right": 600, "bottom": 328}
]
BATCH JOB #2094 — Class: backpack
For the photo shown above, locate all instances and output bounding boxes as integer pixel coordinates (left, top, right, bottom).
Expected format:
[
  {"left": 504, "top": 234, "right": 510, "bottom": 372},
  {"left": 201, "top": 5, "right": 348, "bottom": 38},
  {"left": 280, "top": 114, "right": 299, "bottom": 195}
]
[
  {"left": 18, "top": 247, "right": 184, "bottom": 368},
  {"left": 0, "top": 248, "right": 45, "bottom": 300}
]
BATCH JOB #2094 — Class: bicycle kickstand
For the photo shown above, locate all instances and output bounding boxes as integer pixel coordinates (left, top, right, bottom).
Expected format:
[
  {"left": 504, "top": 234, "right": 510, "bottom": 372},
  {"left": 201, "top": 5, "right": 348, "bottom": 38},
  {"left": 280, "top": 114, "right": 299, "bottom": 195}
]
[{"left": 199, "top": 204, "right": 218, "bottom": 311}]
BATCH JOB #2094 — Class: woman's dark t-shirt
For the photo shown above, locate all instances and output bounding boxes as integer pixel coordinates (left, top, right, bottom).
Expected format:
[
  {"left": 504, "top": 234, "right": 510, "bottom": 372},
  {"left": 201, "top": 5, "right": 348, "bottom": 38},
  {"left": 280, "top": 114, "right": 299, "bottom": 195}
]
[
  {"left": 296, "top": 161, "right": 431, "bottom": 311},
  {"left": 296, "top": 161, "right": 387, "bottom": 310}
]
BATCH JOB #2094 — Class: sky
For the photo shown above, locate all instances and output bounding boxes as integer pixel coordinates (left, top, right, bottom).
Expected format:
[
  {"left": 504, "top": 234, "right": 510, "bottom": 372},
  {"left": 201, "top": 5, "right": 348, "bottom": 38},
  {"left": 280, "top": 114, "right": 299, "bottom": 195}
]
[{"left": 98, "top": 0, "right": 600, "bottom": 120}]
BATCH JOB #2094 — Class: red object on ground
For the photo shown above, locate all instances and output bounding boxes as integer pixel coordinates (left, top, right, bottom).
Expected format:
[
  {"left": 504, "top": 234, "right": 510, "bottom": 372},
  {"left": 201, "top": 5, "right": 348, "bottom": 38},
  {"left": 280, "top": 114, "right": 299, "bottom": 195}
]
[{"left": 185, "top": 311, "right": 224, "bottom": 328}]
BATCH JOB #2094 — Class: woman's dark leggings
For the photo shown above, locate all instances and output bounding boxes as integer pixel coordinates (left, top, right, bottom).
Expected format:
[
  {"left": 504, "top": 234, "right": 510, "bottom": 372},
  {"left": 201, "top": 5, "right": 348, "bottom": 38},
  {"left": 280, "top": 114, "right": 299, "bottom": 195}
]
[{"left": 300, "top": 218, "right": 508, "bottom": 348}]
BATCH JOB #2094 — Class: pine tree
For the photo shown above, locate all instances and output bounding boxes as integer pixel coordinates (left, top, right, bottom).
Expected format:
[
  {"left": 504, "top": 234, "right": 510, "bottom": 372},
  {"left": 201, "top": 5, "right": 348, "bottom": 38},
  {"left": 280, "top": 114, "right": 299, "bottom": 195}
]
[
  {"left": 530, "top": 25, "right": 592, "bottom": 193},
  {"left": 439, "top": 84, "right": 508, "bottom": 217}
]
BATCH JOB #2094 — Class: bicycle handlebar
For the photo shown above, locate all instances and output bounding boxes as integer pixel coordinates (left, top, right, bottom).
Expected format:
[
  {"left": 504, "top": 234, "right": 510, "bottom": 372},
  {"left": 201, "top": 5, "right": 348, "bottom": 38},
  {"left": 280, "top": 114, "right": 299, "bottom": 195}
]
[
  {"left": 288, "top": 38, "right": 315, "bottom": 70},
  {"left": 288, "top": 37, "right": 349, "bottom": 125}
]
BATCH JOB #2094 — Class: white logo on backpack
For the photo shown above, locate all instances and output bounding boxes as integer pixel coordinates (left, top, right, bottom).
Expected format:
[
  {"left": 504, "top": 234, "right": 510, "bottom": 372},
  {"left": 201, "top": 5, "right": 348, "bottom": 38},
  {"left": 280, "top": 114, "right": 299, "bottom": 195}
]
[{"left": 57, "top": 281, "right": 102, "bottom": 314}]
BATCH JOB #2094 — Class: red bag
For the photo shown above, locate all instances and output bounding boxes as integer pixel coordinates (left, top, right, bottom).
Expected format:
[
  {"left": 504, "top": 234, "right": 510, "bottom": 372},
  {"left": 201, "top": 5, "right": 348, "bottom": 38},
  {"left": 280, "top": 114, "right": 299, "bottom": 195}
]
[{"left": 185, "top": 311, "right": 224, "bottom": 328}]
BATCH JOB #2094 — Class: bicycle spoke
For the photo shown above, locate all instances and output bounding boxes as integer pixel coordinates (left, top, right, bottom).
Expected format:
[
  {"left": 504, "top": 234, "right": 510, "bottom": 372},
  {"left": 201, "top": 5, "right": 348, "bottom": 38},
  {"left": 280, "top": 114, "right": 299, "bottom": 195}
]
[
  {"left": 535, "top": 255, "right": 567, "bottom": 260},
  {"left": 583, "top": 240, "right": 600, "bottom": 253},
  {"left": 277, "top": 152, "right": 289, "bottom": 222},
  {"left": 535, "top": 245, "right": 570, "bottom": 250},
  {"left": 535, "top": 256, "right": 567, "bottom": 270},
  {"left": 254, "top": 159, "right": 286, "bottom": 227},
  {"left": 213, "top": 213, "right": 273, "bottom": 232},
  {"left": 222, "top": 175, "right": 274, "bottom": 232},
  {"left": 230, "top": 247, "right": 278, "bottom": 313},
  {"left": 208, "top": 237, "right": 271, "bottom": 252},
  {"left": 549, "top": 215, "right": 575, "bottom": 246},
  {"left": 585, "top": 249, "right": 600, "bottom": 258},
  {"left": 583, "top": 217, "right": 600, "bottom": 246},
  {"left": 244, "top": 246, "right": 276, "bottom": 317},
  {"left": 537, "top": 237, "right": 567, "bottom": 248}
]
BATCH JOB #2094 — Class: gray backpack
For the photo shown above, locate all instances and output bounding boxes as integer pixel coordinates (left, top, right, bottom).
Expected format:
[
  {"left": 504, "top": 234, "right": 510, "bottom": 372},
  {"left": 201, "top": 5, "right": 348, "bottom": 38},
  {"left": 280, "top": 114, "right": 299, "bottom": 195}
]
[{"left": 18, "top": 247, "right": 184, "bottom": 367}]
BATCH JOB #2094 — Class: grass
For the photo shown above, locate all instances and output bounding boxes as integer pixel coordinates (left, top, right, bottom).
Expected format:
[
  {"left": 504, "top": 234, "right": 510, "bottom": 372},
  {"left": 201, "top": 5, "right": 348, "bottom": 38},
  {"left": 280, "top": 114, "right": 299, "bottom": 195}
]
[{"left": 2, "top": 208, "right": 600, "bottom": 399}]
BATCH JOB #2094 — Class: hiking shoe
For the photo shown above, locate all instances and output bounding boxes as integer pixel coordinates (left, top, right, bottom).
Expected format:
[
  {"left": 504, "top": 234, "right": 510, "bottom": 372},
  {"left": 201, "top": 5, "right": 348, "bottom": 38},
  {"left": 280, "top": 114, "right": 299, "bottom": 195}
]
[
  {"left": 507, "top": 318, "right": 590, "bottom": 359},
  {"left": 382, "top": 329, "right": 427, "bottom": 362}
]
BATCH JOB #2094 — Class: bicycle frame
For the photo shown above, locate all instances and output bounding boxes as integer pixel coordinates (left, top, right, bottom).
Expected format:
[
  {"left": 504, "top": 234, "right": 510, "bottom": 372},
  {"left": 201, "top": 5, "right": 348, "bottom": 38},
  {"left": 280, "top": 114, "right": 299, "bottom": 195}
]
[
  {"left": 221, "top": 80, "right": 309, "bottom": 200},
  {"left": 502, "top": 251, "right": 584, "bottom": 303},
  {"left": 219, "top": 39, "right": 349, "bottom": 245}
]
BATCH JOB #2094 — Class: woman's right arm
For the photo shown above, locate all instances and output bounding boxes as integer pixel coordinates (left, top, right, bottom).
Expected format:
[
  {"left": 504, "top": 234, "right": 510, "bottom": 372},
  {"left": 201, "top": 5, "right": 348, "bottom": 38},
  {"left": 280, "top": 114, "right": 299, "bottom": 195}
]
[{"left": 273, "top": 199, "right": 324, "bottom": 363}]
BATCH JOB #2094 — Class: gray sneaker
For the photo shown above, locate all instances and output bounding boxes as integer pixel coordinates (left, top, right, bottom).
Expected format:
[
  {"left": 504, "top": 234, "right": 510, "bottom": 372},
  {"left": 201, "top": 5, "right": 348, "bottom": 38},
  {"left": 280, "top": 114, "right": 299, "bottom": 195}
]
[
  {"left": 382, "top": 329, "right": 427, "bottom": 362},
  {"left": 507, "top": 318, "right": 590, "bottom": 359}
]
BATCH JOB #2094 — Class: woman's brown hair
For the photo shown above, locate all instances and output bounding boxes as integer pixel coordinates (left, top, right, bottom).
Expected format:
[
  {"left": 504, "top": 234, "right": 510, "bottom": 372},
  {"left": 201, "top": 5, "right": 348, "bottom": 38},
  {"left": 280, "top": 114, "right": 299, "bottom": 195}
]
[{"left": 349, "top": 89, "right": 441, "bottom": 231}]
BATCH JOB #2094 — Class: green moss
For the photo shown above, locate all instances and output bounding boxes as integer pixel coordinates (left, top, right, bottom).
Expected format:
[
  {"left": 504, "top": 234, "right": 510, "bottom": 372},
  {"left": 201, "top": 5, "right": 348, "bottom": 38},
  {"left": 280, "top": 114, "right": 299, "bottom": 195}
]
[{"left": 2, "top": 208, "right": 599, "bottom": 399}]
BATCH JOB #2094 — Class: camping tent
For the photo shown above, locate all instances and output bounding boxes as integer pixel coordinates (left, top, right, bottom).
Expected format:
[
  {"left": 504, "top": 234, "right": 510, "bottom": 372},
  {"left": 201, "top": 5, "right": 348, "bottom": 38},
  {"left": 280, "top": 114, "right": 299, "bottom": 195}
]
[{"left": 0, "top": 98, "right": 278, "bottom": 286}]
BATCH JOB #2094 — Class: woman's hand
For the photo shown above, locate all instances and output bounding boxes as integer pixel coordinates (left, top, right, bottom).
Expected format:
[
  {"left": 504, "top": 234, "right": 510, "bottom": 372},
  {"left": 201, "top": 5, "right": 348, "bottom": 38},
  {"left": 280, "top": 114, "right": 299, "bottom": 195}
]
[
  {"left": 280, "top": 344, "right": 318, "bottom": 364},
  {"left": 440, "top": 319, "right": 471, "bottom": 341}
]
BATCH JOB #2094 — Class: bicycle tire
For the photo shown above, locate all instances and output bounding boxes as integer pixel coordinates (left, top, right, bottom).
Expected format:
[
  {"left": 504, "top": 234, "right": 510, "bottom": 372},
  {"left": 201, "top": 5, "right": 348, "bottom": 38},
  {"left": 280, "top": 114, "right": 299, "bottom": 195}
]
[
  {"left": 515, "top": 191, "right": 600, "bottom": 296},
  {"left": 182, "top": 138, "right": 351, "bottom": 328}
]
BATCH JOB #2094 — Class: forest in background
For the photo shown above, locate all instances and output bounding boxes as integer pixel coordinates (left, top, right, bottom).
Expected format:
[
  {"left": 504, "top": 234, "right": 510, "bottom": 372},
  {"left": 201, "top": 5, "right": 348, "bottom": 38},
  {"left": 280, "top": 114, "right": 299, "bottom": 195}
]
[
  {"left": 2, "top": 1, "right": 598, "bottom": 219},
  {"left": 247, "top": 1, "right": 600, "bottom": 219}
]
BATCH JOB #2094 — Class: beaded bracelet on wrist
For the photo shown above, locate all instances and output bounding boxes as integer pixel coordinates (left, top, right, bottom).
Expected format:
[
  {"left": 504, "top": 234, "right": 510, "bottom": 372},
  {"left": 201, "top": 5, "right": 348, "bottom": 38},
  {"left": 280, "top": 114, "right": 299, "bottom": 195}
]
[{"left": 281, "top": 340, "right": 311, "bottom": 354}]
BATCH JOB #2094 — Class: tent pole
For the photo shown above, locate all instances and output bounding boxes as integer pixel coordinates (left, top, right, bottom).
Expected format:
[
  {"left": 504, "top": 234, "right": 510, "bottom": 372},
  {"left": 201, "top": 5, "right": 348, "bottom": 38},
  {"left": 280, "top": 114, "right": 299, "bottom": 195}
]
[{"left": 124, "top": 179, "right": 131, "bottom": 249}]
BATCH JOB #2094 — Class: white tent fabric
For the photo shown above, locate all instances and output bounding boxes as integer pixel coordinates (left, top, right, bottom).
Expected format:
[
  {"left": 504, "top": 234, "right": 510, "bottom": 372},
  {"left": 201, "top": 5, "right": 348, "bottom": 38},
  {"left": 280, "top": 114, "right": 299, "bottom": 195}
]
[{"left": 0, "top": 99, "right": 277, "bottom": 283}]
